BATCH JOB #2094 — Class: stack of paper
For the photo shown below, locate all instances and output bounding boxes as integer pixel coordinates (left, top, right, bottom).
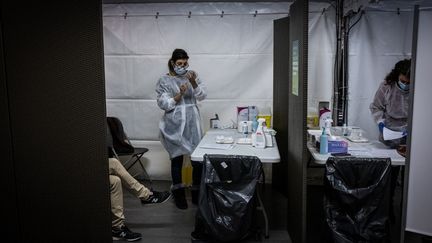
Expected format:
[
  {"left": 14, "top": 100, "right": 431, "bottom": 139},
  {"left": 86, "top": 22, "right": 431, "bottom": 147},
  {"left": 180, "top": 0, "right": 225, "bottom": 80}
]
[{"left": 383, "top": 127, "right": 405, "bottom": 141}]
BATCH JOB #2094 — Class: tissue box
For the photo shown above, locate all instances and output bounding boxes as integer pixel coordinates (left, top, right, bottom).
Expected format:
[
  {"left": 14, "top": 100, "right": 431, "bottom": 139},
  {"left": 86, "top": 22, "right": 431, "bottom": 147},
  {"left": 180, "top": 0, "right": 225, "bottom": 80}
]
[{"left": 316, "top": 140, "right": 348, "bottom": 153}]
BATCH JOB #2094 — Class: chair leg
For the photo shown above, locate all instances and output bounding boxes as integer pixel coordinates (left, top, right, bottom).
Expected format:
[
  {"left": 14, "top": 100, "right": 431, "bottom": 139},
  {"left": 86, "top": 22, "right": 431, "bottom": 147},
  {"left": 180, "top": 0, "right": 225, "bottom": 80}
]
[{"left": 124, "top": 153, "right": 153, "bottom": 188}]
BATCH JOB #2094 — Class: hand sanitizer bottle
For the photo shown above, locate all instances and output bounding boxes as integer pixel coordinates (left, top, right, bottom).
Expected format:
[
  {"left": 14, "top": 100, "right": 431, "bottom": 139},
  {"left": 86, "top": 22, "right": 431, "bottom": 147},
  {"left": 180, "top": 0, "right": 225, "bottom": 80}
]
[
  {"left": 319, "top": 128, "right": 328, "bottom": 154},
  {"left": 254, "top": 118, "right": 266, "bottom": 149}
]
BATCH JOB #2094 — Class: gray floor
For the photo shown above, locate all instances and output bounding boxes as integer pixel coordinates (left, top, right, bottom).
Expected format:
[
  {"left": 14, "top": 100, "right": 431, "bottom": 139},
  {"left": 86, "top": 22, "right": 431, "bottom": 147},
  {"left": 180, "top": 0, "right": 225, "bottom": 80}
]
[{"left": 122, "top": 180, "right": 291, "bottom": 243}]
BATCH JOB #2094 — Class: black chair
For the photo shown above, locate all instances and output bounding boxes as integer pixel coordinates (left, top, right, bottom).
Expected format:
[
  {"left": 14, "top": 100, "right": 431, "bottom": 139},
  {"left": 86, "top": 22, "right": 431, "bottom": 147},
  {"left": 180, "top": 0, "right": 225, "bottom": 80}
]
[
  {"left": 324, "top": 157, "right": 391, "bottom": 243},
  {"left": 192, "top": 154, "right": 268, "bottom": 242},
  {"left": 106, "top": 116, "right": 152, "bottom": 185}
]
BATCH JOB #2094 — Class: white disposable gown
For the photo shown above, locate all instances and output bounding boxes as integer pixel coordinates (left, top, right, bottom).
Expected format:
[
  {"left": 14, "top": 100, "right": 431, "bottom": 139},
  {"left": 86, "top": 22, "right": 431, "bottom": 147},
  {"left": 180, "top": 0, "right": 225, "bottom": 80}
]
[
  {"left": 370, "top": 81, "right": 409, "bottom": 130},
  {"left": 156, "top": 73, "right": 207, "bottom": 159},
  {"left": 370, "top": 81, "right": 409, "bottom": 146}
]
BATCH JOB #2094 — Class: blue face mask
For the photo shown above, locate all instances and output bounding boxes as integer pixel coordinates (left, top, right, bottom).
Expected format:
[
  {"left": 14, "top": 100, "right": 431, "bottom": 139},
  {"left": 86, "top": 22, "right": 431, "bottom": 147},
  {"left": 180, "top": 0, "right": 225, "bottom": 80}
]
[
  {"left": 173, "top": 65, "right": 188, "bottom": 75},
  {"left": 397, "top": 79, "right": 410, "bottom": 91}
]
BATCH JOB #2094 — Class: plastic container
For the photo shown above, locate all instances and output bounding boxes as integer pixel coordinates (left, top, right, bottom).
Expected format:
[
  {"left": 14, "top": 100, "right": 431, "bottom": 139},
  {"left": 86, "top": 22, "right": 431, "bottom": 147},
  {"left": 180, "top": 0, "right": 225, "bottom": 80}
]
[
  {"left": 257, "top": 114, "right": 272, "bottom": 128},
  {"left": 248, "top": 106, "right": 259, "bottom": 122},
  {"left": 252, "top": 118, "right": 258, "bottom": 132},
  {"left": 258, "top": 107, "right": 272, "bottom": 128},
  {"left": 182, "top": 158, "right": 193, "bottom": 186},
  {"left": 241, "top": 122, "right": 248, "bottom": 138}
]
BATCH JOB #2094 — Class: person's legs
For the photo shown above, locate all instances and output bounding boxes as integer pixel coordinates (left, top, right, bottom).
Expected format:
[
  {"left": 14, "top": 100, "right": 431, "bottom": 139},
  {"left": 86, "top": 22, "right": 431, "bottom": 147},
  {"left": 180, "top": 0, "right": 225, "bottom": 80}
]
[
  {"left": 171, "top": 155, "right": 187, "bottom": 209},
  {"left": 109, "top": 158, "right": 171, "bottom": 205},
  {"left": 171, "top": 155, "right": 183, "bottom": 186},
  {"left": 110, "top": 175, "right": 144, "bottom": 241},
  {"left": 110, "top": 175, "right": 125, "bottom": 229},
  {"left": 109, "top": 158, "right": 151, "bottom": 200},
  {"left": 191, "top": 161, "right": 203, "bottom": 205}
]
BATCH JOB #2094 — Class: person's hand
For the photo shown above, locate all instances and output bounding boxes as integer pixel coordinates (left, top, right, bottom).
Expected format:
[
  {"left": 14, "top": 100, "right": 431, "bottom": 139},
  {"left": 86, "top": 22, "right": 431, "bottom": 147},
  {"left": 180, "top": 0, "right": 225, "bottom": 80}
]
[
  {"left": 174, "top": 83, "right": 188, "bottom": 102},
  {"left": 402, "top": 128, "right": 408, "bottom": 137},
  {"left": 179, "top": 83, "right": 187, "bottom": 95},
  {"left": 378, "top": 122, "right": 385, "bottom": 133},
  {"left": 185, "top": 70, "right": 198, "bottom": 88},
  {"left": 397, "top": 145, "right": 407, "bottom": 157}
]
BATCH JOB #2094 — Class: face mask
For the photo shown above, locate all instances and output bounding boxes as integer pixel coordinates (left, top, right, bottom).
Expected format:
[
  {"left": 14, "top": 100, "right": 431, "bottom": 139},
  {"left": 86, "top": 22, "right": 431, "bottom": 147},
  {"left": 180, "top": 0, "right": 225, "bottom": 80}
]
[
  {"left": 173, "top": 65, "right": 188, "bottom": 75},
  {"left": 397, "top": 79, "right": 410, "bottom": 91}
]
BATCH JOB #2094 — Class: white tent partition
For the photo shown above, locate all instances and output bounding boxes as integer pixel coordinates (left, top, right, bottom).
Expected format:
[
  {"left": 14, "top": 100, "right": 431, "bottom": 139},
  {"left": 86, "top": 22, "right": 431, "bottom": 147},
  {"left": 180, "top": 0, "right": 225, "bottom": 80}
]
[
  {"left": 103, "top": 2, "right": 290, "bottom": 179},
  {"left": 405, "top": 7, "right": 432, "bottom": 238},
  {"left": 308, "top": 5, "right": 336, "bottom": 118},
  {"left": 103, "top": 2, "right": 334, "bottom": 179}
]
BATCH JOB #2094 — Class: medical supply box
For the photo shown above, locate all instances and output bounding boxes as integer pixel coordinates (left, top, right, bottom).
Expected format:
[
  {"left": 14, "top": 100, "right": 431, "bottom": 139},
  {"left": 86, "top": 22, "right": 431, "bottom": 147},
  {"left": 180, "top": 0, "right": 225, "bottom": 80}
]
[{"left": 316, "top": 139, "right": 348, "bottom": 154}]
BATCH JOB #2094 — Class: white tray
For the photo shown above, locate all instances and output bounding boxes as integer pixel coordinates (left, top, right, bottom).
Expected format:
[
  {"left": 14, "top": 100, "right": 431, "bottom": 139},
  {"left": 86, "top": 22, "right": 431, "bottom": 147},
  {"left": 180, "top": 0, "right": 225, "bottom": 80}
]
[{"left": 347, "top": 136, "right": 369, "bottom": 143}]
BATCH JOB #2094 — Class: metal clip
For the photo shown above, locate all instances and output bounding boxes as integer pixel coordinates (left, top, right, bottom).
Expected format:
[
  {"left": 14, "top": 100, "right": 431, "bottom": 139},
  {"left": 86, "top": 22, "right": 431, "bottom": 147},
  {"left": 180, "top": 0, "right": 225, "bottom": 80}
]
[
  {"left": 221, "top": 11, "right": 224, "bottom": 18},
  {"left": 156, "top": 12, "right": 159, "bottom": 19},
  {"left": 188, "top": 11, "right": 191, "bottom": 18},
  {"left": 123, "top": 12, "right": 128, "bottom": 19},
  {"left": 253, "top": 10, "right": 258, "bottom": 17}
]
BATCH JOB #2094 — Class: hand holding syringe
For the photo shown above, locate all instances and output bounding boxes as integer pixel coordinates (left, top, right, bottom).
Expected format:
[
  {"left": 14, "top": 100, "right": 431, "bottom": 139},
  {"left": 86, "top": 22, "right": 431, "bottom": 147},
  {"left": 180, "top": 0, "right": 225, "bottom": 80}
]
[
  {"left": 185, "top": 70, "right": 198, "bottom": 89},
  {"left": 174, "top": 83, "right": 188, "bottom": 103}
]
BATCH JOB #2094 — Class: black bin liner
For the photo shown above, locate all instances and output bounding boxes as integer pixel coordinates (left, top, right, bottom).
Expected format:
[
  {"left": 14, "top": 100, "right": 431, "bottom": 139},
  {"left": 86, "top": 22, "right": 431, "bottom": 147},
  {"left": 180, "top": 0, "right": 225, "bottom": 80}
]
[
  {"left": 324, "top": 157, "right": 391, "bottom": 243},
  {"left": 194, "top": 154, "right": 262, "bottom": 242}
]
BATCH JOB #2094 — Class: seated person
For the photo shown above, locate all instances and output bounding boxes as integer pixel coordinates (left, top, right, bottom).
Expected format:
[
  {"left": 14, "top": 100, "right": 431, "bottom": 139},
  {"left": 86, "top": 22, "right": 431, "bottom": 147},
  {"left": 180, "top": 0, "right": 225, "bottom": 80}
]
[{"left": 109, "top": 156, "right": 171, "bottom": 241}]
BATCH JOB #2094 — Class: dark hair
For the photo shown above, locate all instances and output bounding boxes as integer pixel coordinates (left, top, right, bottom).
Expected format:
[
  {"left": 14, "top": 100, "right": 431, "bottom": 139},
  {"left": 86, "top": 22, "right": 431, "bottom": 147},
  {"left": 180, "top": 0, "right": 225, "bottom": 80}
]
[
  {"left": 168, "top": 49, "right": 189, "bottom": 73},
  {"left": 385, "top": 59, "right": 411, "bottom": 85}
]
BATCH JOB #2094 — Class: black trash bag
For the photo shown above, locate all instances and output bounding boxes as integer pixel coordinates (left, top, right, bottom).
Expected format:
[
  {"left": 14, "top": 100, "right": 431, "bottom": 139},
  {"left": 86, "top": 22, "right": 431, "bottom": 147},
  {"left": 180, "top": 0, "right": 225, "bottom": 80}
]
[
  {"left": 192, "top": 154, "right": 262, "bottom": 242},
  {"left": 324, "top": 157, "right": 391, "bottom": 243}
]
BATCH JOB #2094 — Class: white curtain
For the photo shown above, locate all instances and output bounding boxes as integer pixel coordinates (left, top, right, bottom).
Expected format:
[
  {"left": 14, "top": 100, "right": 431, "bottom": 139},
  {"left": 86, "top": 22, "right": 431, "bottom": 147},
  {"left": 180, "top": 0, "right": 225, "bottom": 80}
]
[{"left": 308, "top": 5, "right": 336, "bottom": 117}]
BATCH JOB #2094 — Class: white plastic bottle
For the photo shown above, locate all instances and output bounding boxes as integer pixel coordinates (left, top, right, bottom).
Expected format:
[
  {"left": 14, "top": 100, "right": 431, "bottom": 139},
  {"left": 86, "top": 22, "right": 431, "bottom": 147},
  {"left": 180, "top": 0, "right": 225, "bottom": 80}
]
[{"left": 254, "top": 118, "right": 266, "bottom": 149}]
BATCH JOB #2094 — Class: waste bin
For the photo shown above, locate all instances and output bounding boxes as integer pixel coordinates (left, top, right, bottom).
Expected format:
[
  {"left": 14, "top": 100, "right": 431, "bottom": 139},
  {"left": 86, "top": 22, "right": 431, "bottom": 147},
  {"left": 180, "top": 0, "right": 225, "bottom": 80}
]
[
  {"left": 324, "top": 157, "right": 391, "bottom": 243},
  {"left": 192, "top": 154, "right": 263, "bottom": 242}
]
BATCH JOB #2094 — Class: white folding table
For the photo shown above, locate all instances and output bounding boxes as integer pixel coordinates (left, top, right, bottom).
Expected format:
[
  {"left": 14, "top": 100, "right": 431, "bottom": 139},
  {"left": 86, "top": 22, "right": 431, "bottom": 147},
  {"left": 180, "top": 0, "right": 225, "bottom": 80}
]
[
  {"left": 306, "top": 130, "right": 405, "bottom": 166},
  {"left": 191, "top": 129, "right": 280, "bottom": 163}
]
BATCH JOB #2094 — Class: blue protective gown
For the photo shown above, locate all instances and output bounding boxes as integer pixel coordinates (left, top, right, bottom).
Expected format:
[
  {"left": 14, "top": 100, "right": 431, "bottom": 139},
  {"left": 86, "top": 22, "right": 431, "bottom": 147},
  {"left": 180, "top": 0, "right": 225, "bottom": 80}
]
[{"left": 156, "top": 72, "right": 207, "bottom": 159}]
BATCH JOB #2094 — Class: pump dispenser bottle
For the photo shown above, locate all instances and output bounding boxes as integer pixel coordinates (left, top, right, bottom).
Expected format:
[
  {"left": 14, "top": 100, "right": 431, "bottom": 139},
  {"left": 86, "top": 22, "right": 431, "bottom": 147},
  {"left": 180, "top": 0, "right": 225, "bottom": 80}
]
[
  {"left": 254, "top": 118, "right": 266, "bottom": 149},
  {"left": 319, "top": 128, "right": 328, "bottom": 154}
]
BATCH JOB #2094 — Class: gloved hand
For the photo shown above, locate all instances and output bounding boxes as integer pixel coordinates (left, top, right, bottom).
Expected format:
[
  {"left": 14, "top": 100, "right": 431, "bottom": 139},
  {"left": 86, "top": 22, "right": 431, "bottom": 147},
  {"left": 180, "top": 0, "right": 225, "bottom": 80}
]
[
  {"left": 378, "top": 122, "right": 385, "bottom": 133},
  {"left": 402, "top": 128, "right": 408, "bottom": 137}
]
